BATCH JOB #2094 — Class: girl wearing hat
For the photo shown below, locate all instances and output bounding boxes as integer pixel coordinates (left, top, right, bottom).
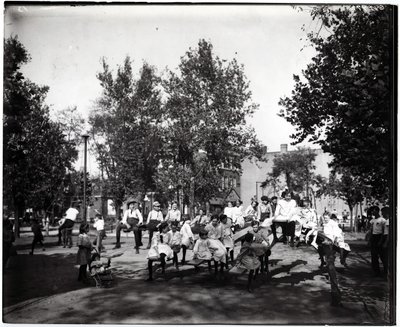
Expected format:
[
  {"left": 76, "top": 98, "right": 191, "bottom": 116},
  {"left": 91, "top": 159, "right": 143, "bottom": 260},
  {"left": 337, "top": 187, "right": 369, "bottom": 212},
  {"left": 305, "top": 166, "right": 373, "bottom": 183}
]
[{"left": 146, "top": 201, "right": 164, "bottom": 249}]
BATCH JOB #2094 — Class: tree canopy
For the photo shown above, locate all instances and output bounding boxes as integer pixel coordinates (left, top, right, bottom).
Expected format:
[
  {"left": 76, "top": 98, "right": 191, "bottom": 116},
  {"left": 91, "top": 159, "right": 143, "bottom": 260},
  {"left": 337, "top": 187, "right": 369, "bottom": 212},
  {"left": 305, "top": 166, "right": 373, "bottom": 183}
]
[
  {"left": 267, "top": 147, "right": 318, "bottom": 196},
  {"left": 3, "top": 36, "right": 78, "bottom": 221},
  {"left": 89, "top": 57, "right": 164, "bottom": 216},
  {"left": 279, "top": 6, "right": 394, "bottom": 200},
  {"left": 157, "top": 39, "right": 263, "bottom": 211}
]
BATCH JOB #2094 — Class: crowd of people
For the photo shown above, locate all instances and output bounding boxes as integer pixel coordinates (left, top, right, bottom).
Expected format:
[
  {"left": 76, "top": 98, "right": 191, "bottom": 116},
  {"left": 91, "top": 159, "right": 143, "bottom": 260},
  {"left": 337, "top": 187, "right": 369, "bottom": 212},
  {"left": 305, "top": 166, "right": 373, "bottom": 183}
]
[{"left": 2, "top": 191, "right": 391, "bottom": 296}]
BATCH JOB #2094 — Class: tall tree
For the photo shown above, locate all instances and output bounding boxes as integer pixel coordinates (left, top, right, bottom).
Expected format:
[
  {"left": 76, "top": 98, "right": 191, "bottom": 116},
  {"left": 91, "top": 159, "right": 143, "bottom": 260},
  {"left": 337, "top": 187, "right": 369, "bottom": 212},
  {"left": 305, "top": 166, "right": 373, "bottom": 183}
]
[
  {"left": 89, "top": 58, "right": 164, "bottom": 218},
  {"left": 160, "top": 39, "right": 263, "bottom": 214},
  {"left": 54, "top": 106, "right": 85, "bottom": 146},
  {"left": 316, "top": 168, "right": 364, "bottom": 231},
  {"left": 279, "top": 5, "right": 394, "bottom": 201},
  {"left": 3, "top": 36, "right": 77, "bottom": 233},
  {"left": 267, "top": 147, "right": 318, "bottom": 196}
]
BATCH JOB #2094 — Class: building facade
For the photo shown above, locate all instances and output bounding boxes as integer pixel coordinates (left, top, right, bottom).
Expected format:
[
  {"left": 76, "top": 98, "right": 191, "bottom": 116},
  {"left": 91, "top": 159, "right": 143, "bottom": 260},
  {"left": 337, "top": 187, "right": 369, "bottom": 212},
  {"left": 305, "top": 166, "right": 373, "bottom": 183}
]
[{"left": 240, "top": 144, "right": 347, "bottom": 215}]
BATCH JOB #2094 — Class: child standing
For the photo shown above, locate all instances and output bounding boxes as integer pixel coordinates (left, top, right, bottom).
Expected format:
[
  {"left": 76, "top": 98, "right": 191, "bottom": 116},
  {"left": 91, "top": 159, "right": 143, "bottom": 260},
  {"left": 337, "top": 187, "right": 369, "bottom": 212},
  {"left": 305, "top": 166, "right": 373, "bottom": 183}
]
[
  {"left": 167, "top": 222, "right": 182, "bottom": 269},
  {"left": 180, "top": 215, "right": 194, "bottom": 265},
  {"left": 93, "top": 214, "right": 106, "bottom": 253},
  {"left": 76, "top": 223, "right": 92, "bottom": 283},
  {"left": 220, "top": 214, "right": 234, "bottom": 268},
  {"left": 30, "top": 218, "right": 45, "bottom": 255},
  {"left": 146, "top": 222, "right": 173, "bottom": 281}
]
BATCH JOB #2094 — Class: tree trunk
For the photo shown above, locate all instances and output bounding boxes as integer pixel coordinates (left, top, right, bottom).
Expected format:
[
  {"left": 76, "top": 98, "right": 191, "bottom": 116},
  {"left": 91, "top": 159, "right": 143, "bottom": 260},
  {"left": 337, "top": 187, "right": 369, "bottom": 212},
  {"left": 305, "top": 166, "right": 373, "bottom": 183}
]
[{"left": 349, "top": 205, "right": 353, "bottom": 233}]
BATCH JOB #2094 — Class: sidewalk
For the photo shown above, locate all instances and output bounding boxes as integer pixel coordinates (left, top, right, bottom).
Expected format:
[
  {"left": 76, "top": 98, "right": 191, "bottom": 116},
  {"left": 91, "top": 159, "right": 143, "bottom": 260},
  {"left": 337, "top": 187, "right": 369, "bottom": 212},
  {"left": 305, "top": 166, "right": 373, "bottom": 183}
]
[{"left": 3, "top": 232, "right": 392, "bottom": 324}]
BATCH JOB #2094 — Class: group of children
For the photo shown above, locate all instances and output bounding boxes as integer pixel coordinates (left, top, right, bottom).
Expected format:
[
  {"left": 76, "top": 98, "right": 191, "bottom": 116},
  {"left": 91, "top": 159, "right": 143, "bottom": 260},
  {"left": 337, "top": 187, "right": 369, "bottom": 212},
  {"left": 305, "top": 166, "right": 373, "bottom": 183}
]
[{"left": 144, "top": 212, "right": 273, "bottom": 292}]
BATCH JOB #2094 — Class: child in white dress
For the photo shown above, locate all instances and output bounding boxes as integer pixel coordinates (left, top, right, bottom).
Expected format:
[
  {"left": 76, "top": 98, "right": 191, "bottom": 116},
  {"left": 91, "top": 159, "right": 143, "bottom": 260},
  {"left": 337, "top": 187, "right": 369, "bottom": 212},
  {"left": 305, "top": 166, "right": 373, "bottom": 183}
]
[
  {"left": 180, "top": 215, "right": 194, "bottom": 265},
  {"left": 220, "top": 214, "right": 234, "bottom": 268},
  {"left": 205, "top": 216, "right": 227, "bottom": 274},
  {"left": 146, "top": 222, "right": 173, "bottom": 281}
]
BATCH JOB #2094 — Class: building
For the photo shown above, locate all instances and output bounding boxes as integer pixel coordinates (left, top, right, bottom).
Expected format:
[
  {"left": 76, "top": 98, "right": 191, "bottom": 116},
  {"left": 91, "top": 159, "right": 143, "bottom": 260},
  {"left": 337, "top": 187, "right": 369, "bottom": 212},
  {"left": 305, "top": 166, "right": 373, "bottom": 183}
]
[{"left": 240, "top": 144, "right": 347, "bottom": 215}]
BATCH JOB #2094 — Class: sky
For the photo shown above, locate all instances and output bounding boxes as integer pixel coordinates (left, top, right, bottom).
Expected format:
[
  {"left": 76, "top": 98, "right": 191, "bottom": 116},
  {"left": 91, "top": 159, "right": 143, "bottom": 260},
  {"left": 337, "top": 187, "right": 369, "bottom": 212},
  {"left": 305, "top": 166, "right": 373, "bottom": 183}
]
[{"left": 4, "top": 4, "right": 321, "bottom": 170}]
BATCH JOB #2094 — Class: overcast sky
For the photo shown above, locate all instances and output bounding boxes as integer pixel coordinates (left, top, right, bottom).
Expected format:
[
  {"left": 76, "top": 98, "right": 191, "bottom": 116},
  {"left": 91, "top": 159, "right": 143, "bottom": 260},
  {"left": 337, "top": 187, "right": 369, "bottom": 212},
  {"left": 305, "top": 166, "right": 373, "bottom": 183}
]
[{"left": 5, "top": 4, "right": 321, "bottom": 169}]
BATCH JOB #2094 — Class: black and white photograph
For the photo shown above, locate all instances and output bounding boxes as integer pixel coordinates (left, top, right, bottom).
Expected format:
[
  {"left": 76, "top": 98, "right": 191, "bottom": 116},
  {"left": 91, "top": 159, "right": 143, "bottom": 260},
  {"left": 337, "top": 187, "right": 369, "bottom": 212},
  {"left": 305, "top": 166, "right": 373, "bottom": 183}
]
[{"left": 3, "top": 2, "right": 396, "bottom": 324}]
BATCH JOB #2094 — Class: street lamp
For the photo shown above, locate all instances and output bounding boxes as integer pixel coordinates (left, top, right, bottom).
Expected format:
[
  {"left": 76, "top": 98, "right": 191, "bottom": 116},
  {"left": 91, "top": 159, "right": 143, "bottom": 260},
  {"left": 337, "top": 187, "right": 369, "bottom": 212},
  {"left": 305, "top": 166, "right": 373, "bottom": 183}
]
[{"left": 82, "top": 133, "right": 89, "bottom": 222}]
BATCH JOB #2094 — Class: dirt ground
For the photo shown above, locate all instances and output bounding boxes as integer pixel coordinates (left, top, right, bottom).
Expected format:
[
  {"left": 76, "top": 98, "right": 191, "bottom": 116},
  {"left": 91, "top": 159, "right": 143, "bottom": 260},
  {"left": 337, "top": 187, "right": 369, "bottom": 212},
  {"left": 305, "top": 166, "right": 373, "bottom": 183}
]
[{"left": 3, "top": 231, "right": 393, "bottom": 324}]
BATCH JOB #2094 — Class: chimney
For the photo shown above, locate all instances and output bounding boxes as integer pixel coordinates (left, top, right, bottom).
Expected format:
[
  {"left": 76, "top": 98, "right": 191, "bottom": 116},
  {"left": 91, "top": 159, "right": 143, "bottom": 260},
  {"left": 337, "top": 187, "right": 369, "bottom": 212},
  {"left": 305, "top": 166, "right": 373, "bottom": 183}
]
[
  {"left": 262, "top": 146, "right": 268, "bottom": 155},
  {"left": 280, "top": 144, "right": 288, "bottom": 153}
]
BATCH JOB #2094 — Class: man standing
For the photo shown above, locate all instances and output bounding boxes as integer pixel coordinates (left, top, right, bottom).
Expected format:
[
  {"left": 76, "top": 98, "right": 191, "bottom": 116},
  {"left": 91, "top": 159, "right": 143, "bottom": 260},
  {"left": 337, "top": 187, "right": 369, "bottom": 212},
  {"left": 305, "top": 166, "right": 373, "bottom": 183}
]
[
  {"left": 58, "top": 203, "right": 79, "bottom": 246},
  {"left": 369, "top": 206, "right": 386, "bottom": 277}
]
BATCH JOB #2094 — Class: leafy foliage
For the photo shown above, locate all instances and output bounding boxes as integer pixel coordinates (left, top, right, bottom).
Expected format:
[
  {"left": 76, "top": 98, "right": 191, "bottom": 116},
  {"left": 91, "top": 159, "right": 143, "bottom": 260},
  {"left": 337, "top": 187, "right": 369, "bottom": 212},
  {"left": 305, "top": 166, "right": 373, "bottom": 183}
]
[
  {"left": 158, "top": 40, "right": 263, "bottom": 209},
  {"left": 89, "top": 57, "right": 164, "bottom": 215},
  {"left": 3, "top": 36, "right": 78, "bottom": 219},
  {"left": 268, "top": 147, "right": 318, "bottom": 194},
  {"left": 279, "top": 6, "right": 393, "bottom": 200}
]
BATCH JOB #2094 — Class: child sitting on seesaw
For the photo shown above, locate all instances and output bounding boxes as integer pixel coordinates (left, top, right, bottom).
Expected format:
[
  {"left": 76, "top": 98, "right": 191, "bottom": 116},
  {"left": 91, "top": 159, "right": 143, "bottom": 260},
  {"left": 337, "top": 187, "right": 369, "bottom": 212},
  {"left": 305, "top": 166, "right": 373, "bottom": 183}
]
[
  {"left": 193, "top": 228, "right": 227, "bottom": 275},
  {"left": 146, "top": 222, "right": 173, "bottom": 281},
  {"left": 249, "top": 220, "right": 271, "bottom": 274}
]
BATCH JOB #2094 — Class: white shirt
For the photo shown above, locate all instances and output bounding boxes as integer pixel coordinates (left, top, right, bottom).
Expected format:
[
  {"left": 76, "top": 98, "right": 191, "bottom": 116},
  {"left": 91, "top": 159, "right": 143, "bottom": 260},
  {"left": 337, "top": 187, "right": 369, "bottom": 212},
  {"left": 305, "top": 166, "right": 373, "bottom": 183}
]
[
  {"left": 147, "top": 210, "right": 164, "bottom": 223},
  {"left": 224, "top": 207, "right": 235, "bottom": 219},
  {"left": 165, "top": 209, "right": 181, "bottom": 222},
  {"left": 370, "top": 217, "right": 386, "bottom": 235},
  {"left": 275, "top": 199, "right": 297, "bottom": 218},
  {"left": 323, "top": 219, "right": 340, "bottom": 242},
  {"left": 384, "top": 219, "right": 389, "bottom": 236},
  {"left": 232, "top": 206, "right": 243, "bottom": 223},
  {"left": 122, "top": 208, "right": 143, "bottom": 225},
  {"left": 93, "top": 219, "right": 104, "bottom": 231},
  {"left": 65, "top": 208, "right": 79, "bottom": 221}
]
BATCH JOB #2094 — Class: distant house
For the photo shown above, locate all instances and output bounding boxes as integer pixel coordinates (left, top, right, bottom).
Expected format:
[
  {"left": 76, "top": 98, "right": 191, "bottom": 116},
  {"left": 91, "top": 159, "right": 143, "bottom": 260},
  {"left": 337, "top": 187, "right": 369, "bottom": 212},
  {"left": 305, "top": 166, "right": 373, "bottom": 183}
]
[{"left": 240, "top": 144, "right": 347, "bottom": 215}]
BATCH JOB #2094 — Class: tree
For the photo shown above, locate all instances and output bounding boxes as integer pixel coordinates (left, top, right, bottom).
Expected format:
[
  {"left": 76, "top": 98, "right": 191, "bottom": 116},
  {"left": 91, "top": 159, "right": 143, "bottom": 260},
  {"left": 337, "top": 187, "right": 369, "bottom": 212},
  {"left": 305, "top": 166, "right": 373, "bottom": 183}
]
[
  {"left": 279, "top": 6, "right": 394, "bottom": 201},
  {"left": 54, "top": 106, "right": 85, "bottom": 146},
  {"left": 267, "top": 147, "right": 318, "bottom": 196},
  {"left": 89, "top": 57, "right": 164, "bottom": 218},
  {"left": 3, "top": 36, "right": 78, "bottom": 233},
  {"left": 316, "top": 168, "right": 364, "bottom": 231},
  {"left": 160, "top": 39, "right": 264, "bottom": 214}
]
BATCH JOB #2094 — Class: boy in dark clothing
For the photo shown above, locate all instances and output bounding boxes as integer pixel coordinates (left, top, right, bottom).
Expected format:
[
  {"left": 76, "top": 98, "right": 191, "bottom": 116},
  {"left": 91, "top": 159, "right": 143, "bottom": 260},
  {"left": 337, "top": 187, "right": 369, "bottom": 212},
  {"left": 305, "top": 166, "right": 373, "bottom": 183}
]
[{"left": 30, "top": 219, "right": 45, "bottom": 255}]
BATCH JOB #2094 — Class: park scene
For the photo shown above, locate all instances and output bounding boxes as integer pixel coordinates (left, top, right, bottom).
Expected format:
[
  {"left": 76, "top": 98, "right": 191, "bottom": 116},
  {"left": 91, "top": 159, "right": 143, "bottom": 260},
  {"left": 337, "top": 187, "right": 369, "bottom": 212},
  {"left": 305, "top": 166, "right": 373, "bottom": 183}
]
[{"left": 3, "top": 4, "right": 395, "bottom": 325}]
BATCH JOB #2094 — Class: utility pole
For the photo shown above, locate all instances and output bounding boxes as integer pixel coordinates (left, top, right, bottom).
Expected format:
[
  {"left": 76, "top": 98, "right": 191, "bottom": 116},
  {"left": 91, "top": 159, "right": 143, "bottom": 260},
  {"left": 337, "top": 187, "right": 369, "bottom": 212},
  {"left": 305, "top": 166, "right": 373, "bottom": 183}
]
[{"left": 82, "top": 134, "right": 89, "bottom": 222}]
